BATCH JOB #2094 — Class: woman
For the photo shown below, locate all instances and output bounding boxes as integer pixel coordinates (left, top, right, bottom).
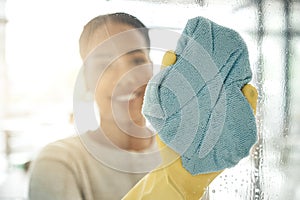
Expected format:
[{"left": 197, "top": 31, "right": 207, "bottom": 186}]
[{"left": 29, "top": 12, "right": 160, "bottom": 200}]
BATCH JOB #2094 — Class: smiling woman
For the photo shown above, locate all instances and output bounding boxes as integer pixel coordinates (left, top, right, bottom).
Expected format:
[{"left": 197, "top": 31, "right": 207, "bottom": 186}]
[{"left": 28, "top": 12, "right": 161, "bottom": 200}]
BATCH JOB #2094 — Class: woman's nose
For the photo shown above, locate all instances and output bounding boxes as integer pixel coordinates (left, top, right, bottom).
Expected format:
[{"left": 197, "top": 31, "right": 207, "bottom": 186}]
[{"left": 122, "top": 66, "right": 151, "bottom": 86}]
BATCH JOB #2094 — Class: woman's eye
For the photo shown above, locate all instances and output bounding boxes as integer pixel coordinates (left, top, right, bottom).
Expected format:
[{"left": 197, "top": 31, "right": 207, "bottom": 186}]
[{"left": 132, "top": 57, "right": 147, "bottom": 66}]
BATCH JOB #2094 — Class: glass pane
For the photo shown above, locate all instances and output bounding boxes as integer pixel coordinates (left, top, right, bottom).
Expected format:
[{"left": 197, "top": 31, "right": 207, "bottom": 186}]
[{"left": 0, "top": 0, "right": 299, "bottom": 199}]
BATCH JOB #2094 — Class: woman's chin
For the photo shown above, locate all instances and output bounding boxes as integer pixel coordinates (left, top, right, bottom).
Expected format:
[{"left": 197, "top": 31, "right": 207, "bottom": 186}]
[{"left": 129, "top": 114, "right": 146, "bottom": 126}]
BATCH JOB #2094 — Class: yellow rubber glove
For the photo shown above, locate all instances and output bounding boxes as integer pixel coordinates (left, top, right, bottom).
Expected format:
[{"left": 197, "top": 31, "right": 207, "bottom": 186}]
[{"left": 122, "top": 51, "right": 258, "bottom": 200}]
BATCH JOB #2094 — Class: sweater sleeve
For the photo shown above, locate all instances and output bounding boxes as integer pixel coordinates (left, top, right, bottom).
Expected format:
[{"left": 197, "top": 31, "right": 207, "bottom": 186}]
[{"left": 28, "top": 142, "right": 83, "bottom": 200}]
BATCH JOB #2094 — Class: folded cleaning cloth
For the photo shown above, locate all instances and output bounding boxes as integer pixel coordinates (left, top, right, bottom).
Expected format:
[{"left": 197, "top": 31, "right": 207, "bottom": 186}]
[{"left": 142, "top": 16, "right": 257, "bottom": 175}]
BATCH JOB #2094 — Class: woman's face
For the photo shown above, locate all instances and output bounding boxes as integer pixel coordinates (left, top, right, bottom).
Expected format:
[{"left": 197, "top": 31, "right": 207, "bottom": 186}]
[{"left": 84, "top": 22, "right": 152, "bottom": 129}]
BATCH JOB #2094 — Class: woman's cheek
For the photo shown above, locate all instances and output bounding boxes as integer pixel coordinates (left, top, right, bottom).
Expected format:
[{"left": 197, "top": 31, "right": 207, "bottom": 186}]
[{"left": 128, "top": 95, "right": 145, "bottom": 126}]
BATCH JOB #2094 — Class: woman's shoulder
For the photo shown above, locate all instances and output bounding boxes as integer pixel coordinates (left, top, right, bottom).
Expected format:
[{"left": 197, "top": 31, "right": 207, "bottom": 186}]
[{"left": 33, "top": 134, "right": 87, "bottom": 164}]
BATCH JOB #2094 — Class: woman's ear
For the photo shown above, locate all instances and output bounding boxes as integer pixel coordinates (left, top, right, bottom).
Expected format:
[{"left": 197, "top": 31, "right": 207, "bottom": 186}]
[{"left": 75, "top": 66, "right": 94, "bottom": 102}]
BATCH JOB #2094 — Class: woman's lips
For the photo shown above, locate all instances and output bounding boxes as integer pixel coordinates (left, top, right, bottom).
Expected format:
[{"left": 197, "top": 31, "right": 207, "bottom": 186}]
[
  {"left": 113, "top": 93, "right": 137, "bottom": 102},
  {"left": 112, "top": 86, "right": 146, "bottom": 102}
]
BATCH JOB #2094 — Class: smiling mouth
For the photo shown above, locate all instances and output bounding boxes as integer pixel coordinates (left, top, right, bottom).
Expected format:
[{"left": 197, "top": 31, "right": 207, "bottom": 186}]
[
  {"left": 112, "top": 86, "right": 146, "bottom": 102},
  {"left": 114, "top": 93, "right": 137, "bottom": 102}
]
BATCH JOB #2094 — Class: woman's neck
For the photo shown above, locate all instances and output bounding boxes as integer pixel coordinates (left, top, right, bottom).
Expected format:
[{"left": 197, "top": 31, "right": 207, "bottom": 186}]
[{"left": 100, "top": 119, "right": 154, "bottom": 151}]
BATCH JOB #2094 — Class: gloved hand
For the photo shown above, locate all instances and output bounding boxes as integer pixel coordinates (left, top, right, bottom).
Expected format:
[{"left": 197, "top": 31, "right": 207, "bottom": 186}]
[{"left": 122, "top": 51, "right": 258, "bottom": 200}]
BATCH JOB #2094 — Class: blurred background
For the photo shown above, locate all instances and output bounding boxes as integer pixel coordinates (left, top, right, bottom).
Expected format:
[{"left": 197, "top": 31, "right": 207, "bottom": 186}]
[{"left": 0, "top": 0, "right": 299, "bottom": 199}]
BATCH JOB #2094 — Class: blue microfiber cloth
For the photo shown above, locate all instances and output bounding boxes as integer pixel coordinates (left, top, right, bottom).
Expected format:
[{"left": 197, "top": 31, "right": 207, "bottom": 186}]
[{"left": 142, "top": 16, "right": 257, "bottom": 175}]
